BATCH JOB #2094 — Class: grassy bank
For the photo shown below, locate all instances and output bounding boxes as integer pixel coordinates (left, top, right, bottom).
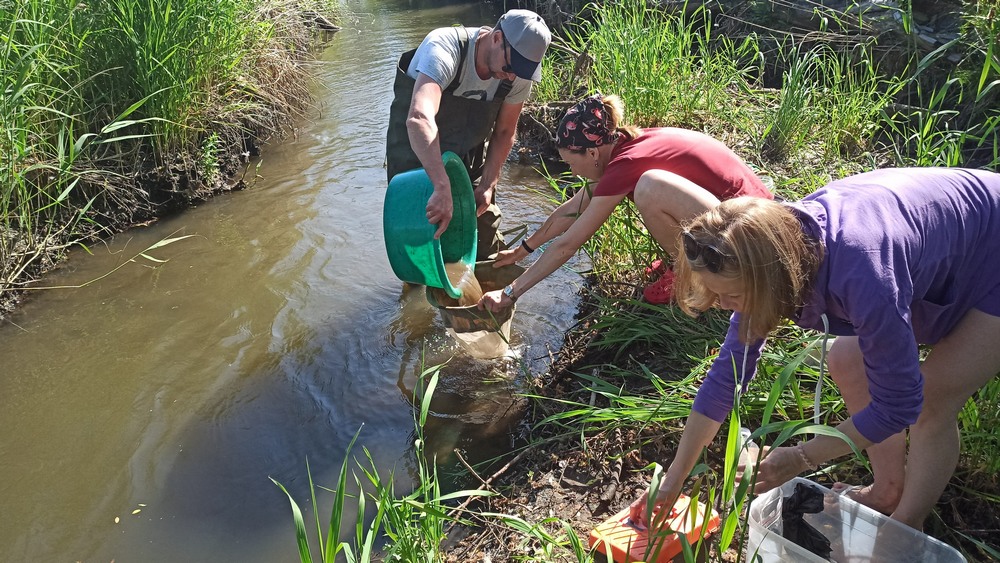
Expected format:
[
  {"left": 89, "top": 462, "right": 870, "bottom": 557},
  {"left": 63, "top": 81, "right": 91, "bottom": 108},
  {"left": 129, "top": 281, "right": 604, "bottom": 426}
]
[
  {"left": 0, "top": 0, "right": 338, "bottom": 317},
  {"left": 274, "top": 1, "right": 999, "bottom": 561},
  {"left": 504, "top": 0, "right": 1000, "bottom": 560}
]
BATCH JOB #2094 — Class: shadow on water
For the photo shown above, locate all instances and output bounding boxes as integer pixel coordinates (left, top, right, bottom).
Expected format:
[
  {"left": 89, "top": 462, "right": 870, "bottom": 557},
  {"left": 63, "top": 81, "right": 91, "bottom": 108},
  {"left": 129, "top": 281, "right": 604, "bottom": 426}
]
[{"left": 0, "top": 1, "right": 585, "bottom": 561}]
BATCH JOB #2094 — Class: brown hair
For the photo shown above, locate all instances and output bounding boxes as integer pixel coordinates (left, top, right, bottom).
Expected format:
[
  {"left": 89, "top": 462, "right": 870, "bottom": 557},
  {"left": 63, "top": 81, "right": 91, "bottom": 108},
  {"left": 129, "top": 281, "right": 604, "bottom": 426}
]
[{"left": 673, "top": 197, "right": 822, "bottom": 342}]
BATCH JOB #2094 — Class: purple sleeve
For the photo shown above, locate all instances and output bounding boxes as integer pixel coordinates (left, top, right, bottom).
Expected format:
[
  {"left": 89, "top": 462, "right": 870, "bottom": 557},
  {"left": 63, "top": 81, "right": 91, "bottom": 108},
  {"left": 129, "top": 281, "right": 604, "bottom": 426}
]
[
  {"left": 693, "top": 312, "right": 766, "bottom": 421},
  {"left": 843, "top": 279, "right": 924, "bottom": 443}
]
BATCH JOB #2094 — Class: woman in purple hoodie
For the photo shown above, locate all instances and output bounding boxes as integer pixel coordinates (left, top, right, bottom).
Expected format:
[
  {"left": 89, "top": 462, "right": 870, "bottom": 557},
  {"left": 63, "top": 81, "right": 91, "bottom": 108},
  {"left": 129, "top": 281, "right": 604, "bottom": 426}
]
[{"left": 628, "top": 167, "right": 1000, "bottom": 532}]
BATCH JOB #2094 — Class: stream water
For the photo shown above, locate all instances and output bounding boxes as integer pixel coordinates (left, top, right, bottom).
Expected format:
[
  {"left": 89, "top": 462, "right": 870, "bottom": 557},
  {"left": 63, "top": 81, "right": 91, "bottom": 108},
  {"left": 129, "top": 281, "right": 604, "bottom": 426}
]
[{"left": 0, "top": 1, "right": 584, "bottom": 560}]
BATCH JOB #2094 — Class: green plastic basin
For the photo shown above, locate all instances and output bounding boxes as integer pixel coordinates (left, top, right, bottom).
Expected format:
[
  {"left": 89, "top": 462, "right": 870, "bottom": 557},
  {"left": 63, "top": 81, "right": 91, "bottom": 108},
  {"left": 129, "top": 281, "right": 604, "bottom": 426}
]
[{"left": 383, "top": 151, "right": 478, "bottom": 298}]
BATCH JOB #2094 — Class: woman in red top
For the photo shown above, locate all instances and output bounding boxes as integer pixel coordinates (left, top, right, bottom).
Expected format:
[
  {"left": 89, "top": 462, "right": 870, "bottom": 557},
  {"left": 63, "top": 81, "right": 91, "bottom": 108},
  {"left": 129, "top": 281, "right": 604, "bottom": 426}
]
[{"left": 479, "top": 93, "right": 771, "bottom": 310}]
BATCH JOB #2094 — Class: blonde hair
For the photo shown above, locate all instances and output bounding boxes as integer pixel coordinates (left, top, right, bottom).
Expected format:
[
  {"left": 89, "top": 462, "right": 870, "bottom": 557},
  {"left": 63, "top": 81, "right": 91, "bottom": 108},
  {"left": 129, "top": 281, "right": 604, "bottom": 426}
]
[
  {"left": 673, "top": 197, "right": 822, "bottom": 342},
  {"left": 600, "top": 94, "right": 641, "bottom": 141},
  {"left": 561, "top": 94, "right": 641, "bottom": 153}
]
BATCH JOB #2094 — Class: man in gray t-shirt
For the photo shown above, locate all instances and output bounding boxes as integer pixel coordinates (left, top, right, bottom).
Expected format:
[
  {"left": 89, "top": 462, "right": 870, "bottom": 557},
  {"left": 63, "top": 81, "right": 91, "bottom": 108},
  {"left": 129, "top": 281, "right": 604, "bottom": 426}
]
[{"left": 385, "top": 9, "right": 550, "bottom": 260}]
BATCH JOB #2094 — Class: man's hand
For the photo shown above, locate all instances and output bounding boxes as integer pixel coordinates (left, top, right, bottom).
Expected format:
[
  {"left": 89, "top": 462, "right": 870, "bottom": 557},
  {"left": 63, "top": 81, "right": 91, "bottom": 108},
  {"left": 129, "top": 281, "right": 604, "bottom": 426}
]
[
  {"left": 426, "top": 187, "right": 453, "bottom": 238},
  {"left": 474, "top": 183, "right": 495, "bottom": 217}
]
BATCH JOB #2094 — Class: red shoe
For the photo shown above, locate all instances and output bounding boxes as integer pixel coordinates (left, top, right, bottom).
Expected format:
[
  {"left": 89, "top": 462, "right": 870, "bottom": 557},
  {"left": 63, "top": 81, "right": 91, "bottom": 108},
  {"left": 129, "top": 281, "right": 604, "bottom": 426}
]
[
  {"left": 644, "top": 258, "right": 667, "bottom": 276},
  {"left": 643, "top": 268, "right": 675, "bottom": 304}
]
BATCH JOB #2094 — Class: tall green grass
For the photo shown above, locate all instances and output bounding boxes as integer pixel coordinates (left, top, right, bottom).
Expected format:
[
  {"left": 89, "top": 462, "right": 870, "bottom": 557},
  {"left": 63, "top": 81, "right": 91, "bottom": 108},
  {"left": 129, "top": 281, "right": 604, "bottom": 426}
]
[
  {"left": 99, "top": 0, "right": 247, "bottom": 154},
  {"left": 1, "top": 0, "right": 331, "bottom": 301},
  {"left": 885, "top": 37, "right": 1000, "bottom": 168},
  {"left": 959, "top": 378, "right": 1000, "bottom": 477},
  {"left": 2, "top": 1, "right": 112, "bottom": 292},
  {"left": 762, "top": 40, "right": 904, "bottom": 162},
  {"left": 885, "top": 0, "right": 999, "bottom": 168},
  {"left": 548, "top": 0, "right": 754, "bottom": 127},
  {"left": 538, "top": 0, "right": 997, "bottom": 183}
]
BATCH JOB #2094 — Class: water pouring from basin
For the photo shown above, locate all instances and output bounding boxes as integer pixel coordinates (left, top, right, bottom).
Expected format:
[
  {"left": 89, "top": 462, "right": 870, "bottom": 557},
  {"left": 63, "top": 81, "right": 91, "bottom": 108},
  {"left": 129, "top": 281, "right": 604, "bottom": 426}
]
[
  {"left": 382, "top": 151, "right": 478, "bottom": 299},
  {"left": 427, "top": 261, "right": 525, "bottom": 359}
]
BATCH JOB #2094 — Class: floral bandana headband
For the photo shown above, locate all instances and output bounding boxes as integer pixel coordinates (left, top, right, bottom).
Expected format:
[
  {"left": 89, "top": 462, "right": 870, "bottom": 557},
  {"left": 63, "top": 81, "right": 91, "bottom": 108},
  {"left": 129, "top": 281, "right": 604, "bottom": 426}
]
[{"left": 555, "top": 93, "right": 617, "bottom": 151}]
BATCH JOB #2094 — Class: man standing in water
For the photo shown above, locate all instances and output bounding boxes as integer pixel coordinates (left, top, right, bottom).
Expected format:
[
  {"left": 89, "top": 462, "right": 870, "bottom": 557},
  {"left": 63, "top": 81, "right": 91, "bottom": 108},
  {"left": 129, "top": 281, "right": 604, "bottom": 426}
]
[{"left": 385, "top": 9, "right": 551, "bottom": 260}]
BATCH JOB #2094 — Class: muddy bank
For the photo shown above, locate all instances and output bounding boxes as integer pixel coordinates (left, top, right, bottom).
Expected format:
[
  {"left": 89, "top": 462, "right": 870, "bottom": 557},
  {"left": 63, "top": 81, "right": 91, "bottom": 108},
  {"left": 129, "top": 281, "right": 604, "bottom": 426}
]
[
  {"left": 0, "top": 3, "right": 337, "bottom": 323},
  {"left": 2, "top": 123, "right": 271, "bottom": 320}
]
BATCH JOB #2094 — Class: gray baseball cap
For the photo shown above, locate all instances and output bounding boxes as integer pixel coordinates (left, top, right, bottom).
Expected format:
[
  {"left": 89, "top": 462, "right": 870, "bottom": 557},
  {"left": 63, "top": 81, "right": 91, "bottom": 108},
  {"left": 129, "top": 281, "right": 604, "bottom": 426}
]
[{"left": 497, "top": 10, "right": 551, "bottom": 82}]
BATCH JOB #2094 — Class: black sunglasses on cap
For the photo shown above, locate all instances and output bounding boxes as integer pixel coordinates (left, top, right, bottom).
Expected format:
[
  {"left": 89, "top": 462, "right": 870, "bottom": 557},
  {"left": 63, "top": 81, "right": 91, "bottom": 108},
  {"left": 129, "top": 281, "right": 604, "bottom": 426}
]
[{"left": 682, "top": 230, "right": 730, "bottom": 273}]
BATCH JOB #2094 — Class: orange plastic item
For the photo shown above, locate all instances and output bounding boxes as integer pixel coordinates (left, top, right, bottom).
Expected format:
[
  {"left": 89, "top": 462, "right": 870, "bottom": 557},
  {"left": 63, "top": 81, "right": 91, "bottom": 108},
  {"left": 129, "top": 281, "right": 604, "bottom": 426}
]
[{"left": 588, "top": 495, "right": 721, "bottom": 563}]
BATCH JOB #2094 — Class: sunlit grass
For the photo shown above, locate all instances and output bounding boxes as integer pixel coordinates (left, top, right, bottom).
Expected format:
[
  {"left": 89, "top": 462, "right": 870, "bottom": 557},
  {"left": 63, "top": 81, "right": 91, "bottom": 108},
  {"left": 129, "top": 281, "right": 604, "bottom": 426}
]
[
  {"left": 760, "top": 39, "right": 905, "bottom": 162},
  {"left": 882, "top": 0, "right": 1000, "bottom": 169},
  {"left": 885, "top": 63, "right": 1000, "bottom": 168},
  {"left": 1, "top": 0, "right": 335, "bottom": 300},
  {"left": 2, "top": 1, "right": 117, "bottom": 291},
  {"left": 585, "top": 300, "right": 731, "bottom": 367},
  {"left": 544, "top": 0, "right": 753, "bottom": 127},
  {"left": 959, "top": 378, "right": 1000, "bottom": 477}
]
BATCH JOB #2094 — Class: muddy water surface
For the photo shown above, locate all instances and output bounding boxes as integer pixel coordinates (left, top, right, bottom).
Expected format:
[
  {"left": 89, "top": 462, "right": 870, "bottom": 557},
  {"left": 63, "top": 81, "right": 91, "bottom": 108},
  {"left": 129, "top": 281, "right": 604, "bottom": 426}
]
[{"left": 0, "top": 2, "right": 584, "bottom": 561}]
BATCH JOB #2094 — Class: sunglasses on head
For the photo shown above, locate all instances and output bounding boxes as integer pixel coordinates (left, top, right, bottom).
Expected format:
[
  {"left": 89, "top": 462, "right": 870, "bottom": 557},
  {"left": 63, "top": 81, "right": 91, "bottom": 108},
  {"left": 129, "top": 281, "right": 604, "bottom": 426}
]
[
  {"left": 682, "top": 230, "right": 729, "bottom": 273},
  {"left": 501, "top": 34, "right": 514, "bottom": 75}
]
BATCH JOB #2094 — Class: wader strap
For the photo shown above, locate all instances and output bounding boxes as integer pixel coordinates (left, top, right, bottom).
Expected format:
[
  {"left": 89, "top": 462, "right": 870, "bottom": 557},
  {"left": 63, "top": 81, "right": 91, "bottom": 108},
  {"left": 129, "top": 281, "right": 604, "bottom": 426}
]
[
  {"left": 445, "top": 27, "right": 512, "bottom": 102},
  {"left": 495, "top": 77, "right": 513, "bottom": 102},
  {"left": 396, "top": 26, "right": 470, "bottom": 92},
  {"left": 443, "top": 26, "right": 469, "bottom": 94},
  {"left": 385, "top": 26, "right": 513, "bottom": 182}
]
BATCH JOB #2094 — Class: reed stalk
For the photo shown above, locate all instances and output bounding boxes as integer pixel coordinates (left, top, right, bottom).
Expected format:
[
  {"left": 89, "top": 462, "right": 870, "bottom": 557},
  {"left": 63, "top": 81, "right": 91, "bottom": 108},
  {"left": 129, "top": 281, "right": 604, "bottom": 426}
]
[{"left": 273, "top": 367, "right": 491, "bottom": 563}]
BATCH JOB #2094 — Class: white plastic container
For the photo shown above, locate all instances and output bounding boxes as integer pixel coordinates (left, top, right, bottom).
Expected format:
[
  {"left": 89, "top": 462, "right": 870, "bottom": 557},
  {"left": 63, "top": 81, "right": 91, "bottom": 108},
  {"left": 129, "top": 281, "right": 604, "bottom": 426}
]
[
  {"left": 746, "top": 477, "right": 966, "bottom": 562},
  {"left": 739, "top": 427, "right": 760, "bottom": 476}
]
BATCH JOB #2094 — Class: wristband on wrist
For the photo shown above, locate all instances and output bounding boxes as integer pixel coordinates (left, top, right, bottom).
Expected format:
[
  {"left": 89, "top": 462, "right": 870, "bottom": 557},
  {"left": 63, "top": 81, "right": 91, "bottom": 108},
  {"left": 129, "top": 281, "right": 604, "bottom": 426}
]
[
  {"left": 796, "top": 443, "right": 818, "bottom": 471},
  {"left": 502, "top": 284, "right": 518, "bottom": 303},
  {"left": 520, "top": 238, "right": 535, "bottom": 254}
]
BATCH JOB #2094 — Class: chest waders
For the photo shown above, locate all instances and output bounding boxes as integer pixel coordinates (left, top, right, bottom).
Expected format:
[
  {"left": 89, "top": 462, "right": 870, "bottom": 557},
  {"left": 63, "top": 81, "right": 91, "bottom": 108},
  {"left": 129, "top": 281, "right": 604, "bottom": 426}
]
[{"left": 385, "top": 27, "right": 510, "bottom": 260}]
